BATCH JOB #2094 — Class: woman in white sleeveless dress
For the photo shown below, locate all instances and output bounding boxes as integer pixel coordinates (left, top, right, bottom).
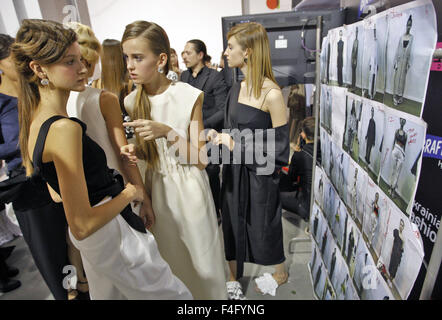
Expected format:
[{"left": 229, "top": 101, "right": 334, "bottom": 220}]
[{"left": 121, "top": 21, "right": 227, "bottom": 300}]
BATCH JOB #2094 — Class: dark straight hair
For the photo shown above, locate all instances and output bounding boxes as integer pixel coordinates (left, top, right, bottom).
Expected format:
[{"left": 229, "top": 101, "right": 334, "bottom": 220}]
[{"left": 187, "top": 39, "right": 210, "bottom": 63}]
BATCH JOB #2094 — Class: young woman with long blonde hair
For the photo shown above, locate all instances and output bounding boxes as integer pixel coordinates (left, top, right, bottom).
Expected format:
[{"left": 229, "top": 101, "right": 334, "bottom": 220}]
[{"left": 208, "top": 22, "right": 290, "bottom": 299}]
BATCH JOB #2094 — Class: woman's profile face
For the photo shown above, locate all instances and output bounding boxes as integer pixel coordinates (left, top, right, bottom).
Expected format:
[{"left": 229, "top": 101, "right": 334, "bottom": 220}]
[
  {"left": 224, "top": 36, "right": 246, "bottom": 69},
  {"left": 122, "top": 37, "right": 161, "bottom": 85},
  {"left": 0, "top": 55, "right": 19, "bottom": 82},
  {"left": 44, "top": 42, "right": 87, "bottom": 92},
  {"left": 170, "top": 52, "right": 178, "bottom": 69}
]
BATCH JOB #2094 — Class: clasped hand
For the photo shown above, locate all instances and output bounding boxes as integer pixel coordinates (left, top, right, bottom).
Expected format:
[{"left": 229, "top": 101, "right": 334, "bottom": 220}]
[{"left": 206, "top": 129, "right": 235, "bottom": 151}]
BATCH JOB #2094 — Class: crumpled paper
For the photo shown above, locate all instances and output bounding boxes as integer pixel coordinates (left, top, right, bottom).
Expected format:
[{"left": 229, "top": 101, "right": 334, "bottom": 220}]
[{"left": 255, "top": 273, "right": 278, "bottom": 296}]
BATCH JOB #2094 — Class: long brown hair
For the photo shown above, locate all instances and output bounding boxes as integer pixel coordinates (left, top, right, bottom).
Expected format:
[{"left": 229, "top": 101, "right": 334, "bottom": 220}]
[
  {"left": 11, "top": 19, "right": 77, "bottom": 175},
  {"left": 121, "top": 20, "right": 171, "bottom": 169},
  {"left": 99, "top": 39, "right": 129, "bottom": 99},
  {"left": 227, "top": 22, "right": 276, "bottom": 99}
]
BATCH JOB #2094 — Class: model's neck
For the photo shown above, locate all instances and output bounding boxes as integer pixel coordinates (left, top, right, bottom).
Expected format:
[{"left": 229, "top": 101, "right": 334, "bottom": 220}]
[
  {"left": 143, "top": 75, "right": 172, "bottom": 96},
  {"left": 0, "top": 79, "right": 18, "bottom": 97},
  {"left": 38, "top": 87, "right": 72, "bottom": 117},
  {"left": 191, "top": 62, "right": 205, "bottom": 77}
]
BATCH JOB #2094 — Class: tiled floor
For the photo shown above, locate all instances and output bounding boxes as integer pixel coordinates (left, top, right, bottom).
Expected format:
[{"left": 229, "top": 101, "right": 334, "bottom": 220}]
[{"left": 0, "top": 210, "right": 314, "bottom": 300}]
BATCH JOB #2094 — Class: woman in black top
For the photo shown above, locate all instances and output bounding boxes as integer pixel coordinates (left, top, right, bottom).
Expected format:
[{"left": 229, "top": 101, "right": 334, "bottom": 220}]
[
  {"left": 11, "top": 19, "right": 190, "bottom": 300},
  {"left": 280, "top": 117, "right": 321, "bottom": 221}
]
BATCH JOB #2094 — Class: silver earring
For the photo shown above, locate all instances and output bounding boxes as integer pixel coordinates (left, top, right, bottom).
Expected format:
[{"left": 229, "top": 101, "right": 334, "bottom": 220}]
[
  {"left": 0, "top": 70, "right": 3, "bottom": 75},
  {"left": 41, "top": 78, "right": 49, "bottom": 86},
  {"left": 158, "top": 67, "right": 163, "bottom": 74}
]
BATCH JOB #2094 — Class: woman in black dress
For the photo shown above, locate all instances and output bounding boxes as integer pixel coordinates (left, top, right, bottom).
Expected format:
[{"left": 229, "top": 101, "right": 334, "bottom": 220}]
[
  {"left": 208, "top": 22, "right": 289, "bottom": 299},
  {"left": 0, "top": 33, "right": 70, "bottom": 298},
  {"left": 11, "top": 19, "right": 190, "bottom": 300}
]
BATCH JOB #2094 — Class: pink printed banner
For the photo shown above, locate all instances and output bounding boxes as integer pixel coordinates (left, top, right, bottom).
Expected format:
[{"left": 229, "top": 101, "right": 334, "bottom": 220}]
[{"left": 431, "top": 42, "right": 442, "bottom": 71}]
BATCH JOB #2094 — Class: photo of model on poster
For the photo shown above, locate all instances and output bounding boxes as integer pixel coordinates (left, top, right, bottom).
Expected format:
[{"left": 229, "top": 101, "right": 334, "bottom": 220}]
[
  {"left": 320, "top": 85, "right": 332, "bottom": 134},
  {"left": 378, "top": 108, "right": 426, "bottom": 213},
  {"left": 330, "top": 86, "right": 347, "bottom": 147},
  {"left": 314, "top": 166, "right": 326, "bottom": 211},
  {"left": 309, "top": 242, "right": 327, "bottom": 299},
  {"left": 378, "top": 200, "right": 424, "bottom": 299},
  {"left": 320, "top": 35, "right": 330, "bottom": 84},
  {"left": 311, "top": 202, "right": 327, "bottom": 246},
  {"left": 362, "top": 179, "right": 389, "bottom": 260},
  {"left": 331, "top": 197, "right": 348, "bottom": 251},
  {"left": 333, "top": 253, "right": 360, "bottom": 300},
  {"left": 383, "top": 0, "right": 437, "bottom": 117},
  {"left": 346, "top": 159, "right": 368, "bottom": 228},
  {"left": 323, "top": 180, "right": 337, "bottom": 225},
  {"left": 343, "top": 93, "right": 363, "bottom": 161},
  {"left": 327, "top": 27, "right": 347, "bottom": 87},
  {"left": 345, "top": 21, "right": 365, "bottom": 93},
  {"left": 323, "top": 278, "right": 337, "bottom": 300},
  {"left": 360, "top": 13, "right": 388, "bottom": 103},
  {"left": 352, "top": 237, "right": 395, "bottom": 300},
  {"left": 358, "top": 100, "right": 385, "bottom": 182},
  {"left": 320, "top": 129, "right": 333, "bottom": 181},
  {"left": 335, "top": 150, "right": 349, "bottom": 200},
  {"left": 343, "top": 216, "right": 362, "bottom": 278}
]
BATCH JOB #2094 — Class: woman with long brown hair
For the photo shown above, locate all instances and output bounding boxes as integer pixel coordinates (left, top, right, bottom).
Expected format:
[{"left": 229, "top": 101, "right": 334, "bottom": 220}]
[
  {"left": 208, "top": 22, "right": 290, "bottom": 299},
  {"left": 121, "top": 20, "right": 227, "bottom": 299},
  {"left": 12, "top": 19, "right": 190, "bottom": 300}
]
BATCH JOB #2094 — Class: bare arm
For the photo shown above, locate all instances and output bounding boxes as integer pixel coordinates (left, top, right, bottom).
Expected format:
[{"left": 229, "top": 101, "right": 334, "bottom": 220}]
[
  {"left": 99, "top": 91, "right": 155, "bottom": 228},
  {"left": 263, "top": 88, "right": 288, "bottom": 128},
  {"left": 45, "top": 119, "right": 142, "bottom": 240},
  {"left": 124, "top": 92, "right": 208, "bottom": 170}
]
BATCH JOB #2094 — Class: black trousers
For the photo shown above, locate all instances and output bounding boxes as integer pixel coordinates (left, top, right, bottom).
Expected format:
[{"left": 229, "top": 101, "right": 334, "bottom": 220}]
[
  {"left": 206, "top": 163, "right": 221, "bottom": 217},
  {"left": 279, "top": 174, "right": 309, "bottom": 221},
  {"left": 14, "top": 202, "right": 69, "bottom": 300}
]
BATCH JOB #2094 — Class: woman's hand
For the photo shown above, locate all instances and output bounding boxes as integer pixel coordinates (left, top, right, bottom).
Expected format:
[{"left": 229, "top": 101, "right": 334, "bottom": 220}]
[
  {"left": 206, "top": 129, "right": 219, "bottom": 142},
  {"left": 123, "top": 119, "right": 170, "bottom": 141},
  {"left": 124, "top": 182, "right": 144, "bottom": 202},
  {"left": 120, "top": 143, "right": 138, "bottom": 165},
  {"left": 139, "top": 200, "right": 156, "bottom": 230},
  {"left": 213, "top": 132, "right": 235, "bottom": 151}
]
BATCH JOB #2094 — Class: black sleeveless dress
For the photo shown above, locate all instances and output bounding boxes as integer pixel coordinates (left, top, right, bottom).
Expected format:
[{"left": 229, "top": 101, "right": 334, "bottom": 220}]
[
  {"left": 32, "top": 116, "right": 146, "bottom": 234},
  {"left": 221, "top": 82, "right": 289, "bottom": 279}
]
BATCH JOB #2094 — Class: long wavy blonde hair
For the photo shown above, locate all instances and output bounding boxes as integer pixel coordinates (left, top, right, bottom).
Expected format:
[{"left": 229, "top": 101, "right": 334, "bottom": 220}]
[
  {"left": 121, "top": 21, "right": 171, "bottom": 169},
  {"left": 227, "top": 22, "right": 276, "bottom": 99},
  {"left": 11, "top": 19, "right": 77, "bottom": 176}
]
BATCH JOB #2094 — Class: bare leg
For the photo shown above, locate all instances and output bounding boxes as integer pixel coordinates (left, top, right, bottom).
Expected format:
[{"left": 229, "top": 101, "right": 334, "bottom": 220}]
[
  {"left": 66, "top": 231, "right": 89, "bottom": 299},
  {"left": 273, "top": 262, "right": 288, "bottom": 285},
  {"left": 228, "top": 260, "right": 237, "bottom": 281}
]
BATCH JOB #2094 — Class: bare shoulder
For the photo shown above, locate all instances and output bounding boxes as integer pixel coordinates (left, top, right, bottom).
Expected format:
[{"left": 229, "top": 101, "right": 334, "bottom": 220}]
[
  {"left": 49, "top": 118, "right": 83, "bottom": 140},
  {"left": 100, "top": 90, "right": 118, "bottom": 102}
]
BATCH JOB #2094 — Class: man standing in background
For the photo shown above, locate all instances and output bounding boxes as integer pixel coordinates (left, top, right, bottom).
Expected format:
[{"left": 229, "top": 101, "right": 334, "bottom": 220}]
[{"left": 181, "top": 39, "right": 228, "bottom": 220}]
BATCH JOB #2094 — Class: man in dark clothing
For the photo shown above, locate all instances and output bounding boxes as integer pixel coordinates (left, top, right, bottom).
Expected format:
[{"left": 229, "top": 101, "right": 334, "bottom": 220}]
[
  {"left": 365, "top": 107, "right": 376, "bottom": 164},
  {"left": 181, "top": 39, "right": 228, "bottom": 218},
  {"left": 279, "top": 117, "right": 321, "bottom": 221}
]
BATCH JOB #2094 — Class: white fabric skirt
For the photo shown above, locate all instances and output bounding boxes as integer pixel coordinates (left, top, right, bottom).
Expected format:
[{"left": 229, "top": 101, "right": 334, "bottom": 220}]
[{"left": 69, "top": 197, "right": 192, "bottom": 300}]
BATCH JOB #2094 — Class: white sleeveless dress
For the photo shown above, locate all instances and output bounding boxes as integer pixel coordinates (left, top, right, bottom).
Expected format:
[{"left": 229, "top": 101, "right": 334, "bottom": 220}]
[
  {"left": 67, "top": 87, "right": 122, "bottom": 174},
  {"left": 125, "top": 82, "right": 227, "bottom": 300}
]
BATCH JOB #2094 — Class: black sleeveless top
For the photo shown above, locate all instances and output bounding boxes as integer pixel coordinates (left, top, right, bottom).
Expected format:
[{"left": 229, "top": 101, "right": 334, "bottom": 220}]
[{"left": 32, "top": 116, "right": 146, "bottom": 234}]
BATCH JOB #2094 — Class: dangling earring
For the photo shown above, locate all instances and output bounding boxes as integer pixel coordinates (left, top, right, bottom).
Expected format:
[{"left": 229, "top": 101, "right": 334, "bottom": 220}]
[
  {"left": 0, "top": 70, "right": 3, "bottom": 75},
  {"left": 41, "top": 78, "right": 49, "bottom": 86},
  {"left": 158, "top": 67, "right": 163, "bottom": 74}
]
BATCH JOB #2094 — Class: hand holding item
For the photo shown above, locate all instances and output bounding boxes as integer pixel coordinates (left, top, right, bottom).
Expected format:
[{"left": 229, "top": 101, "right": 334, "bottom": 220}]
[
  {"left": 206, "top": 129, "right": 219, "bottom": 142},
  {"left": 123, "top": 119, "right": 170, "bottom": 141},
  {"left": 120, "top": 143, "right": 138, "bottom": 165}
]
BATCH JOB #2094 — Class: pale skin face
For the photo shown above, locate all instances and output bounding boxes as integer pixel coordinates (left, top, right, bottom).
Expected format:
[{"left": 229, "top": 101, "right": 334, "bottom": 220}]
[
  {"left": 182, "top": 42, "right": 203, "bottom": 70},
  {"left": 224, "top": 36, "right": 247, "bottom": 69},
  {"left": 170, "top": 51, "right": 179, "bottom": 70},
  {"left": 32, "top": 42, "right": 88, "bottom": 93},
  {"left": 122, "top": 37, "right": 167, "bottom": 88}
]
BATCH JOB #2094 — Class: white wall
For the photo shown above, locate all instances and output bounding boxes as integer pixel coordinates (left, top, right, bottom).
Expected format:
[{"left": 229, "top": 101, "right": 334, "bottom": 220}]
[
  {"left": 0, "top": 0, "right": 20, "bottom": 36},
  {"left": 86, "top": 0, "right": 242, "bottom": 69},
  {"left": 245, "top": 0, "right": 293, "bottom": 14}
]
